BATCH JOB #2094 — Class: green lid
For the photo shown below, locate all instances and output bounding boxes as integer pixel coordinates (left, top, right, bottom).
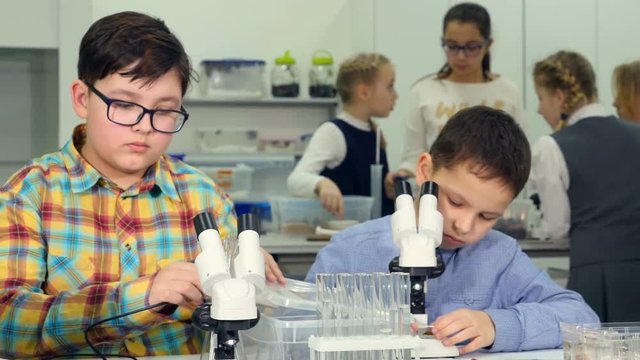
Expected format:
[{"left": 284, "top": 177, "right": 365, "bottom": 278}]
[
  {"left": 275, "top": 50, "right": 296, "bottom": 65},
  {"left": 312, "top": 50, "right": 333, "bottom": 65}
]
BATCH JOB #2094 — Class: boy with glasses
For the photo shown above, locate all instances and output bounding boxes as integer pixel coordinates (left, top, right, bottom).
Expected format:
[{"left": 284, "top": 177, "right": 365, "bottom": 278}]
[{"left": 0, "top": 11, "right": 283, "bottom": 358}]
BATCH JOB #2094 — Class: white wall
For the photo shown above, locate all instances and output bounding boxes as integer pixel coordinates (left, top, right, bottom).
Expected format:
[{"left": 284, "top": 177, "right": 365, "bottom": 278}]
[
  {"left": 0, "top": 0, "right": 58, "bottom": 49},
  {"left": 523, "top": 0, "right": 598, "bottom": 142},
  {"left": 57, "top": 0, "right": 372, "bottom": 146},
  {"left": 596, "top": 0, "right": 640, "bottom": 116},
  {"left": 375, "top": 0, "right": 525, "bottom": 169},
  {"left": 3, "top": 0, "right": 640, "bottom": 176}
]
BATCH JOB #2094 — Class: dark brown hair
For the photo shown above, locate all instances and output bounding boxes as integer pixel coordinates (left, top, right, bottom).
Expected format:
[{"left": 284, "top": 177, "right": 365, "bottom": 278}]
[
  {"left": 77, "top": 11, "right": 193, "bottom": 95},
  {"left": 430, "top": 106, "right": 531, "bottom": 196},
  {"left": 437, "top": 2, "right": 492, "bottom": 80}
]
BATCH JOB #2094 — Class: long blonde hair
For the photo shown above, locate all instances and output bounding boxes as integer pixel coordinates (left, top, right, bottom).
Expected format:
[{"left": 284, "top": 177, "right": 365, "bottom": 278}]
[
  {"left": 533, "top": 51, "right": 597, "bottom": 130},
  {"left": 336, "top": 53, "right": 391, "bottom": 148},
  {"left": 613, "top": 60, "right": 640, "bottom": 120}
]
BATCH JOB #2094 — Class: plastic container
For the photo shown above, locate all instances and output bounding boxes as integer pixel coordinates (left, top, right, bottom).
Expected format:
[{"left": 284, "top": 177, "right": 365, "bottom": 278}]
[
  {"left": 196, "top": 127, "right": 259, "bottom": 154},
  {"left": 309, "top": 50, "right": 336, "bottom": 98},
  {"left": 237, "top": 304, "right": 319, "bottom": 360},
  {"left": 199, "top": 164, "right": 254, "bottom": 200},
  {"left": 256, "top": 278, "right": 317, "bottom": 311},
  {"left": 200, "top": 59, "right": 266, "bottom": 99},
  {"left": 493, "top": 198, "right": 534, "bottom": 239},
  {"left": 270, "top": 196, "right": 374, "bottom": 235},
  {"left": 271, "top": 51, "right": 299, "bottom": 97},
  {"left": 561, "top": 322, "right": 640, "bottom": 359}
]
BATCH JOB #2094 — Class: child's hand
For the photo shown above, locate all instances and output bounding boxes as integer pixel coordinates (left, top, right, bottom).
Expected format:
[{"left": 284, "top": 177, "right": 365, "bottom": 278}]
[
  {"left": 430, "top": 309, "right": 496, "bottom": 355},
  {"left": 149, "top": 262, "right": 204, "bottom": 309},
  {"left": 261, "top": 247, "right": 286, "bottom": 285},
  {"left": 315, "top": 179, "right": 344, "bottom": 218},
  {"left": 384, "top": 170, "right": 414, "bottom": 199}
]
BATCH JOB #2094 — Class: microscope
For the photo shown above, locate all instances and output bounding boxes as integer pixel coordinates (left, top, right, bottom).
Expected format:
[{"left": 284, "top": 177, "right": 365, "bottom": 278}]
[
  {"left": 192, "top": 212, "right": 265, "bottom": 360},
  {"left": 388, "top": 180, "right": 459, "bottom": 358}
]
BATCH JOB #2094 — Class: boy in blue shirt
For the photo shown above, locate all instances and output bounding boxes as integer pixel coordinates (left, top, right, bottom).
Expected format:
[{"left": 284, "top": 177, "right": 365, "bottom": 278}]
[{"left": 306, "top": 106, "right": 598, "bottom": 354}]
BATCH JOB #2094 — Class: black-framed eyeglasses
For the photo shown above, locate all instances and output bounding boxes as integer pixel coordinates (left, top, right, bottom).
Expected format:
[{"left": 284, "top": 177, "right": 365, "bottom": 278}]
[
  {"left": 84, "top": 82, "right": 189, "bottom": 134},
  {"left": 441, "top": 39, "right": 489, "bottom": 57}
]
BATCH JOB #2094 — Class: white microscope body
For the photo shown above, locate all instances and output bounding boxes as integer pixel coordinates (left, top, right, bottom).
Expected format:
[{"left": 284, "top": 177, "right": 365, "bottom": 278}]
[
  {"left": 390, "top": 181, "right": 459, "bottom": 358},
  {"left": 193, "top": 212, "right": 265, "bottom": 360}
]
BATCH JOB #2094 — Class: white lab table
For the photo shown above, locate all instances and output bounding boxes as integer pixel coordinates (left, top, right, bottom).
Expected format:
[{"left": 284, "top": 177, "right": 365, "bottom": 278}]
[{"left": 136, "top": 349, "right": 562, "bottom": 359}]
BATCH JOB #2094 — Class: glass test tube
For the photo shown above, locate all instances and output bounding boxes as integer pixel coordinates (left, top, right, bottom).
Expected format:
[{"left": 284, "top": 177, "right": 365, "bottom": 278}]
[{"left": 316, "top": 273, "right": 336, "bottom": 337}]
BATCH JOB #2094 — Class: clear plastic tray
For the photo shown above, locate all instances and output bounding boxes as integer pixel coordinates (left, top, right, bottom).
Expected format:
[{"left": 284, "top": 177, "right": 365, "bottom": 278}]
[
  {"left": 256, "top": 278, "right": 316, "bottom": 311},
  {"left": 238, "top": 301, "right": 319, "bottom": 360},
  {"left": 270, "top": 196, "right": 374, "bottom": 235},
  {"left": 561, "top": 322, "right": 640, "bottom": 359}
]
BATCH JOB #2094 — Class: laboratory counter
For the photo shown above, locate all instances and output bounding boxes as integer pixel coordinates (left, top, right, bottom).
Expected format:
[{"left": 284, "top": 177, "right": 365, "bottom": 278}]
[
  {"left": 132, "top": 349, "right": 563, "bottom": 359},
  {"left": 260, "top": 233, "right": 570, "bottom": 279}
]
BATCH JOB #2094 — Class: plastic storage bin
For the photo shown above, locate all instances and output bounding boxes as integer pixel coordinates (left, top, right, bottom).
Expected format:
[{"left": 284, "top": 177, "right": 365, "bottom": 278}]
[
  {"left": 200, "top": 59, "right": 266, "bottom": 99},
  {"left": 561, "top": 322, "right": 640, "bottom": 359},
  {"left": 237, "top": 305, "right": 319, "bottom": 360},
  {"left": 271, "top": 196, "right": 374, "bottom": 235},
  {"left": 493, "top": 198, "right": 536, "bottom": 239},
  {"left": 196, "top": 127, "right": 259, "bottom": 153},
  {"left": 199, "top": 164, "right": 254, "bottom": 200}
]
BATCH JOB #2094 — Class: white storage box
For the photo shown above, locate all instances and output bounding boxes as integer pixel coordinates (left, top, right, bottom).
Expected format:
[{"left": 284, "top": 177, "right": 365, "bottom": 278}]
[
  {"left": 199, "top": 59, "right": 266, "bottom": 99},
  {"left": 196, "top": 127, "right": 259, "bottom": 153},
  {"left": 199, "top": 164, "right": 254, "bottom": 200}
]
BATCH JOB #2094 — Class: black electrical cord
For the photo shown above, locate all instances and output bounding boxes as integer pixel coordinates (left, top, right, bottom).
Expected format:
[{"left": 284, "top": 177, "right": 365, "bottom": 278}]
[
  {"left": 81, "top": 301, "right": 170, "bottom": 360},
  {"left": 12, "top": 302, "right": 173, "bottom": 359}
]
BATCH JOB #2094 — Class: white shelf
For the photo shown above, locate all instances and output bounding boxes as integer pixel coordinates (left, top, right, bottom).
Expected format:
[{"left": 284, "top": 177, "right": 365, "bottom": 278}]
[
  {"left": 183, "top": 152, "right": 298, "bottom": 167},
  {"left": 184, "top": 96, "right": 338, "bottom": 108}
]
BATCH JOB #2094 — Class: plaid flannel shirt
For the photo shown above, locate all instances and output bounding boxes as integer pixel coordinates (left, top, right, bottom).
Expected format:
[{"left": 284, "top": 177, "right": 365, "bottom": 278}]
[{"left": 0, "top": 125, "right": 236, "bottom": 358}]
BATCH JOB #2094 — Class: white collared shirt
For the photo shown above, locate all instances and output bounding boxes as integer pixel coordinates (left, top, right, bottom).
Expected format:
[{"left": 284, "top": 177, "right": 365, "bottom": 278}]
[
  {"left": 528, "top": 103, "right": 609, "bottom": 239},
  {"left": 287, "top": 111, "right": 372, "bottom": 197}
]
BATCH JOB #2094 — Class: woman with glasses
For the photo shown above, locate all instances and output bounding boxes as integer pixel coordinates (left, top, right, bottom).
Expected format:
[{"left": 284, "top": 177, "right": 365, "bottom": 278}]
[{"left": 386, "top": 2, "right": 525, "bottom": 190}]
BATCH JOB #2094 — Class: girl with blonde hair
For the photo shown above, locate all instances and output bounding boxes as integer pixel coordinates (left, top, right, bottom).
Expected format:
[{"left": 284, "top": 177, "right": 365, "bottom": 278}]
[
  {"left": 288, "top": 53, "right": 398, "bottom": 217},
  {"left": 612, "top": 60, "right": 640, "bottom": 122},
  {"left": 530, "top": 50, "right": 640, "bottom": 322}
]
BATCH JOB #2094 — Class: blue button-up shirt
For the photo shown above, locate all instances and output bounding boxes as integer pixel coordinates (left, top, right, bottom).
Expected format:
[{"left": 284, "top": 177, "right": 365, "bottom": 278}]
[{"left": 306, "top": 216, "right": 599, "bottom": 352}]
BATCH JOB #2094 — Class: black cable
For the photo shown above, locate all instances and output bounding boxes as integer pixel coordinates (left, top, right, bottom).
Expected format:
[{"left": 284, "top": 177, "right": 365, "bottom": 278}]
[
  {"left": 45, "top": 354, "right": 137, "bottom": 359},
  {"left": 82, "top": 301, "right": 170, "bottom": 360}
]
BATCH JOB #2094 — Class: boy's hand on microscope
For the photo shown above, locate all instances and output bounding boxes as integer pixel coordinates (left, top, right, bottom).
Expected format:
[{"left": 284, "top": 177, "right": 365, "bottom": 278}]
[
  {"left": 315, "top": 178, "right": 344, "bottom": 218},
  {"left": 149, "top": 262, "right": 204, "bottom": 309},
  {"left": 431, "top": 309, "right": 496, "bottom": 355}
]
